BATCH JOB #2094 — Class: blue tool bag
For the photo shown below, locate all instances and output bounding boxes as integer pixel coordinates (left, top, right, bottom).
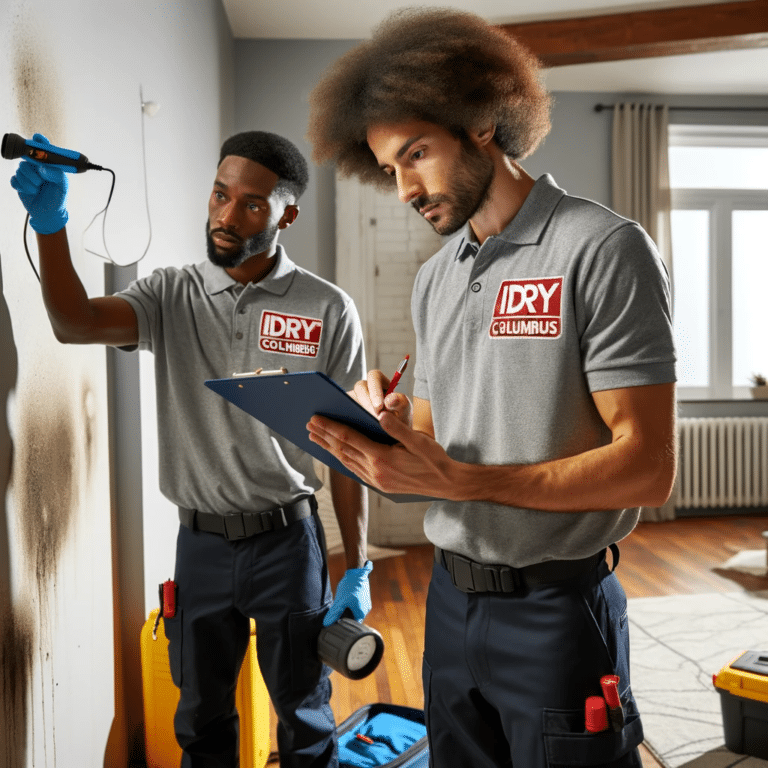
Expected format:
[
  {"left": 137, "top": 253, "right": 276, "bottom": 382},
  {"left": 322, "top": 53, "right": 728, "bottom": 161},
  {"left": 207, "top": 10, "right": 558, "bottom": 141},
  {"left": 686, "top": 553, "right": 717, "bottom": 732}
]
[{"left": 337, "top": 704, "right": 429, "bottom": 767}]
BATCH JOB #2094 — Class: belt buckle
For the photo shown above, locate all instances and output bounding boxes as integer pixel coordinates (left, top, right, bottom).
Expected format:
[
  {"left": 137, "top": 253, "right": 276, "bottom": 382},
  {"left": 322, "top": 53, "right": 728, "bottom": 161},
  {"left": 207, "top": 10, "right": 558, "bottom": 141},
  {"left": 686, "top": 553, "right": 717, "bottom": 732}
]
[
  {"left": 449, "top": 554, "right": 478, "bottom": 593},
  {"left": 223, "top": 515, "right": 247, "bottom": 540},
  {"left": 259, "top": 510, "right": 276, "bottom": 532},
  {"left": 238, "top": 511, "right": 274, "bottom": 538},
  {"left": 486, "top": 564, "right": 520, "bottom": 593},
  {"left": 444, "top": 551, "right": 521, "bottom": 594}
]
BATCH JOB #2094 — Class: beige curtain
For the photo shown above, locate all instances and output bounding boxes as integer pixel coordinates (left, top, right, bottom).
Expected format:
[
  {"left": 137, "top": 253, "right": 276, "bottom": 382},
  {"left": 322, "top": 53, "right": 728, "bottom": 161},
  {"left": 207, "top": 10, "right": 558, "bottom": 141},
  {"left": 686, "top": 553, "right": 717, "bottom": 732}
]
[
  {"left": 611, "top": 103, "right": 676, "bottom": 523},
  {"left": 611, "top": 103, "right": 673, "bottom": 275}
]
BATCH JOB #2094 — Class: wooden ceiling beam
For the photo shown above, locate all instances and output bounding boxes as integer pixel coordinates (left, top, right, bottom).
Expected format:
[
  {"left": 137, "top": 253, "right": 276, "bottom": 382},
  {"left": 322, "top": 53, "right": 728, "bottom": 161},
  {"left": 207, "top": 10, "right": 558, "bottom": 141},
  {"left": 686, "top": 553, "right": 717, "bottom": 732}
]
[{"left": 499, "top": 0, "right": 768, "bottom": 67}]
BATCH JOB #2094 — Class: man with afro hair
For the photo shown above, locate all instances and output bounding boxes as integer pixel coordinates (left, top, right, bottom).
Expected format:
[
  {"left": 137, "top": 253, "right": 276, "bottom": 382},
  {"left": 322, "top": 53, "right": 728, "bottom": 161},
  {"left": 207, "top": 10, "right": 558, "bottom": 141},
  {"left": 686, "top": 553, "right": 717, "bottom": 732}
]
[
  {"left": 307, "top": 8, "right": 676, "bottom": 767},
  {"left": 10, "top": 130, "right": 372, "bottom": 767}
]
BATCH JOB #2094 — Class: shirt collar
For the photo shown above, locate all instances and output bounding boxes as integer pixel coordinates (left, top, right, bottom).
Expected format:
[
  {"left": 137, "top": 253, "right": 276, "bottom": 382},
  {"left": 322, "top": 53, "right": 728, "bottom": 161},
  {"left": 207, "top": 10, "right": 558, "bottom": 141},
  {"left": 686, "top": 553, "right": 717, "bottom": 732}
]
[
  {"left": 202, "top": 244, "right": 296, "bottom": 295},
  {"left": 452, "top": 174, "right": 566, "bottom": 260},
  {"left": 454, "top": 224, "right": 480, "bottom": 262}
]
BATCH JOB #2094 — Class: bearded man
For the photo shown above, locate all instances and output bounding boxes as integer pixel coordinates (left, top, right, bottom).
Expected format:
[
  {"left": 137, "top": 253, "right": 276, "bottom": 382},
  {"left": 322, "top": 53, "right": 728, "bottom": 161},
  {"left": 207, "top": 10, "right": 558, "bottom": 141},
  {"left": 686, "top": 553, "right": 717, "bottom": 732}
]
[
  {"left": 306, "top": 9, "right": 677, "bottom": 767},
  {"left": 11, "top": 130, "right": 372, "bottom": 768}
]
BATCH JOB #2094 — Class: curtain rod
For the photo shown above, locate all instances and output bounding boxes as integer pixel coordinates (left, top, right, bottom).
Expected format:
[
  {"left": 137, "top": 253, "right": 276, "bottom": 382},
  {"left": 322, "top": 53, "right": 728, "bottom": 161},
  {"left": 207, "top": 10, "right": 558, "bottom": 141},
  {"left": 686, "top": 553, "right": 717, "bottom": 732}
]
[{"left": 594, "top": 103, "right": 768, "bottom": 112}]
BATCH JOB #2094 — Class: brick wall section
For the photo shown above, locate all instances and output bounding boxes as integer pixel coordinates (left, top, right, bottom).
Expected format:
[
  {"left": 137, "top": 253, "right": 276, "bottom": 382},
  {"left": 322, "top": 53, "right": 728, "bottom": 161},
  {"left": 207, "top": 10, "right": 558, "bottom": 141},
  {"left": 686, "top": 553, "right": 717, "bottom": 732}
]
[{"left": 367, "top": 189, "right": 442, "bottom": 545}]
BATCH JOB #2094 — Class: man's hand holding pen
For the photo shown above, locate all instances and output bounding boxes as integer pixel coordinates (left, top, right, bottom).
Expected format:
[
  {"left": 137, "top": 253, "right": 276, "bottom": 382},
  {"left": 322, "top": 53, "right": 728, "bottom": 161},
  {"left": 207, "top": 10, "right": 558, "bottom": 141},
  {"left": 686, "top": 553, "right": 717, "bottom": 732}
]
[
  {"left": 352, "top": 356, "right": 411, "bottom": 421},
  {"left": 306, "top": 356, "right": 465, "bottom": 500}
]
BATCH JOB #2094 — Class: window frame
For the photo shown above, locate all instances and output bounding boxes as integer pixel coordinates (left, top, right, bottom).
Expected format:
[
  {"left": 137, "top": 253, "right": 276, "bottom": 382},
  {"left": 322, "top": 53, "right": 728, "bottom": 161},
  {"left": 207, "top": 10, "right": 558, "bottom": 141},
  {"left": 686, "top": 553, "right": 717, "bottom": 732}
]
[{"left": 669, "top": 125, "right": 768, "bottom": 401}]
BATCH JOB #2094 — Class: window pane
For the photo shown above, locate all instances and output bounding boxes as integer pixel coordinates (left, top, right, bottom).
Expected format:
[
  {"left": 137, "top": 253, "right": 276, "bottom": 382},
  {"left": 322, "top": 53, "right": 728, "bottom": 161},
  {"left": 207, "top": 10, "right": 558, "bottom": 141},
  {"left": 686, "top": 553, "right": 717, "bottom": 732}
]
[
  {"left": 669, "top": 146, "right": 768, "bottom": 189},
  {"left": 672, "top": 210, "right": 709, "bottom": 387},
  {"left": 732, "top": 210, "right": 768, "bottom": 387}
]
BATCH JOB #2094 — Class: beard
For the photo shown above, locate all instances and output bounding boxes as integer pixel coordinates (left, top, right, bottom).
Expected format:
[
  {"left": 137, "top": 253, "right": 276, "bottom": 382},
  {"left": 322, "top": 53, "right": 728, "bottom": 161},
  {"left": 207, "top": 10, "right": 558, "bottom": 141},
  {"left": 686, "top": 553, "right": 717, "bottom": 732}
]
[
  {"left": 205, "top": 220, "right": 280, "bottom": 269},
  {"left": 412, "top": 140, "right": 495, "bottom": 236}
]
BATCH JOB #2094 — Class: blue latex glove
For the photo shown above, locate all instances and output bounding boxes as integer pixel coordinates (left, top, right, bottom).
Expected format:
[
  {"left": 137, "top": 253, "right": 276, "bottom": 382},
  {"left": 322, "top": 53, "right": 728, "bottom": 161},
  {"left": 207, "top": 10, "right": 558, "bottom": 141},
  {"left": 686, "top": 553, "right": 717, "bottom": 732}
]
[
  {"left": 323, "top": 560, "right": 373, "bottom": 626},
  {"left": 10, "top": 133, "right": 69, "bottom": 234}
]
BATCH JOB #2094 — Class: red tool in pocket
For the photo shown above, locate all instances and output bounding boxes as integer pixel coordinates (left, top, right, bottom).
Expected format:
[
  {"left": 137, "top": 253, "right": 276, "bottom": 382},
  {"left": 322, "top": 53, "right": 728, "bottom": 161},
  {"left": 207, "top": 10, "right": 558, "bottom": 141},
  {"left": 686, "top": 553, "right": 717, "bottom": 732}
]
[
  {"left": 600, "top": 674, "right": 625, "bottom": 732},
  {"left": 162, "top": 579, "right": 177, "bottom": 618},
  {"left": 152, "top": 579, "right": 178, "bottom": 640},
  {"left": 585, "top": 696, "right": 608, "bottom": 733}
]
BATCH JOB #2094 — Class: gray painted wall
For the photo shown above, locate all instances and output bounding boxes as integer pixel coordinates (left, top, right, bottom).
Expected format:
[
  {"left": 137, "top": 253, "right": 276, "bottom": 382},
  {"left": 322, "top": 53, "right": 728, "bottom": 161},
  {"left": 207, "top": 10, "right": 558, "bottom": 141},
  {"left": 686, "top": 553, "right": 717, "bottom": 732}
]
[{"left": 234, "top": 39, "right": 360, "bottom": 280}]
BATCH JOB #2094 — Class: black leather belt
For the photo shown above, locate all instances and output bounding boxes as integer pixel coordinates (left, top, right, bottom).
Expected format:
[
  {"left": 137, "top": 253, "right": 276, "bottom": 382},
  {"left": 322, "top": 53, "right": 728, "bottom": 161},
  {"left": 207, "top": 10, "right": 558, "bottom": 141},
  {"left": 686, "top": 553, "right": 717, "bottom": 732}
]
[
  {"left": 435, "top": 546, "right": 606, "bottom": 594},
  {"left": 179, "top": 495, "right": 316, "bottom": 541}
]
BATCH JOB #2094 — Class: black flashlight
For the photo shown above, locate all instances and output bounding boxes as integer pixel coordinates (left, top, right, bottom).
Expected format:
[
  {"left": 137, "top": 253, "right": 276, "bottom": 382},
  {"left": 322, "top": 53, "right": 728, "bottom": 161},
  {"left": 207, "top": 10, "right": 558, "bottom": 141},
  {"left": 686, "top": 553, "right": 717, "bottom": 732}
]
[{"left": 317, "top": 614, "right": 385, "bottom": 680}]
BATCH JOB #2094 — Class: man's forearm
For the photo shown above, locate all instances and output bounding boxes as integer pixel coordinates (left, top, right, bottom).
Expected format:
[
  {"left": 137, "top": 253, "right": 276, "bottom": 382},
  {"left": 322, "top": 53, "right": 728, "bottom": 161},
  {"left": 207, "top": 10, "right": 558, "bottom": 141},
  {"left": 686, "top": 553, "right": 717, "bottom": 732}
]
[
  {"left": 35, "top": 229, "right": 138, "bottom": 346},
  {"left": 36, "top": 228, "right": 97, "bottom": 343},
  {"left": 451, "top": 432, "right": 676, "bottom": 512},
  {"left": 329, "top": 469, "right": 368, "bottom": 569},
  {"left": 309, "top": 383, "right": 677, "bottom": 512}
]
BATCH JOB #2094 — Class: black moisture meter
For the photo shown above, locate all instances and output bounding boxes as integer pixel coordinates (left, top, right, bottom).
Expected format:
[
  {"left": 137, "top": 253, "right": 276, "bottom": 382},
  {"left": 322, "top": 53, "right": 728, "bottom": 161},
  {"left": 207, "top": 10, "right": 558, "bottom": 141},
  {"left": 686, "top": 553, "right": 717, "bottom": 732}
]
[{"left": 317, "top": 615, "right": 385, "bottom": 680}]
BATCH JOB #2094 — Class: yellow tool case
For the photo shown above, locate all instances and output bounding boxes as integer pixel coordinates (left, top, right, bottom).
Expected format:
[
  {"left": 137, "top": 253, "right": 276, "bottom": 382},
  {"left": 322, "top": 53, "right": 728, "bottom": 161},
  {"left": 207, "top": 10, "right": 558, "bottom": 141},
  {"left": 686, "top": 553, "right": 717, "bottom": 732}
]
[
  {"left": 713, "top": 650, "right": 768, "bottom": 760},
  {"left": 140, "top": 608, "right": 271, "bottom": 768}
]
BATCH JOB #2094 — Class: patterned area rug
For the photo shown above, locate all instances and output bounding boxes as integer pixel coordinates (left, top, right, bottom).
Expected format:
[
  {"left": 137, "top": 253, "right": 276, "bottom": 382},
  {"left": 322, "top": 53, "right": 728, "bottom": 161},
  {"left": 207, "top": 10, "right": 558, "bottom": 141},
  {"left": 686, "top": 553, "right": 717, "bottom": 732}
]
[
  {"left": 627, "top": 590, "right": 768, "bottom": 768},
  {"left": 713, "top": 550, "right": 768, "bottom": 594}
]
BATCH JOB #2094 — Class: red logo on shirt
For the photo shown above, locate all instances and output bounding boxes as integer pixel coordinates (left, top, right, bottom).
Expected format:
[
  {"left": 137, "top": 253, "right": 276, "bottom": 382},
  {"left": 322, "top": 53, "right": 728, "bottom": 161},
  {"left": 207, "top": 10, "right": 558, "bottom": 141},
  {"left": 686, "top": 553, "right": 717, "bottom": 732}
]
[
  {"left": 260, "top": 310, "right": 323, "bottom": 357},
  {"left": 489, "top": 277, "right": 563, "bottom": 339}
]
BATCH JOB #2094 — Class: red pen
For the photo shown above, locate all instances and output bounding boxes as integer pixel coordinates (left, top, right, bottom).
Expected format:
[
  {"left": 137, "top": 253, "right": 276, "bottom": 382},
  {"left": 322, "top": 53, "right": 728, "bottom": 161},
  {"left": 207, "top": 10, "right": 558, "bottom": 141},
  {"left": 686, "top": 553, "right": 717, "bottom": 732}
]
[{"left": 383, "top": 355, "right": 409, "bottom": 398}]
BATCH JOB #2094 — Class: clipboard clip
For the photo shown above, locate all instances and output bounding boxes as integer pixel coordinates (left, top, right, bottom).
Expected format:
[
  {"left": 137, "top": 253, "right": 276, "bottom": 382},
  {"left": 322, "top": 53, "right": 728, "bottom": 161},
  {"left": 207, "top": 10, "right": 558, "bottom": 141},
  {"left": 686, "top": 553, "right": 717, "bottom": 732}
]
[{"left": 231, "top": 367, "right": 289, "bottom": 378}]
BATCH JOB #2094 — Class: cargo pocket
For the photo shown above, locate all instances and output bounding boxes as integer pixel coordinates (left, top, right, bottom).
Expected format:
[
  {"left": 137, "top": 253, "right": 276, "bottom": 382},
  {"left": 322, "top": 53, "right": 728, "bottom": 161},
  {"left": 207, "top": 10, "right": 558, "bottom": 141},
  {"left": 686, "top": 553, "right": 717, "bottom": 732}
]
[
  {"left": 543, "top": 696, "right": 643, "bottom": 767},
  {"left": 163, "top": 608, "right": 183, "bottom": 689},
  {"left": 288, "top": 604, "right": 326, "bottom": 692}
]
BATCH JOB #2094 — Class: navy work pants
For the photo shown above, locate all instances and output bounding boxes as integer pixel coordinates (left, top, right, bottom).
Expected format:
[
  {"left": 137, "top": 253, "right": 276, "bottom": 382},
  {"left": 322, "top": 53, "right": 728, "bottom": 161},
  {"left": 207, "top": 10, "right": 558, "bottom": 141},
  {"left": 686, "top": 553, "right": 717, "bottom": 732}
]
[
  {"left": 422, "top": 551, "right": 644, "bottom": 768},
  {"left": 164, "top": 512, "right": 336, "bottom": 767}
]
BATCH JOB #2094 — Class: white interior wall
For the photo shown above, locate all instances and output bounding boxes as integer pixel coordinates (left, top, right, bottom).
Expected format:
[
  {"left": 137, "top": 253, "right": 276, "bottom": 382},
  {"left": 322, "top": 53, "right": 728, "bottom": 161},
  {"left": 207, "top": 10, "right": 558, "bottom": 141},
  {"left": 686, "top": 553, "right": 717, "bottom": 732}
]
[{"left": 0, "top": 1, "right": 234, "bottom": 765}]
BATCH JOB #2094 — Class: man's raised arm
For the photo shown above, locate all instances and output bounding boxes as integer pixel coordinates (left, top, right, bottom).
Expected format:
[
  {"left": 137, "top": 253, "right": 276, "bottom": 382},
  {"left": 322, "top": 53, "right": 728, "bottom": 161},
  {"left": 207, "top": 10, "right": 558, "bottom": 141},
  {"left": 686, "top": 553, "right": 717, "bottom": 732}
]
[{"left": 11, "top": 150, "right": 138, "bottom": 347}]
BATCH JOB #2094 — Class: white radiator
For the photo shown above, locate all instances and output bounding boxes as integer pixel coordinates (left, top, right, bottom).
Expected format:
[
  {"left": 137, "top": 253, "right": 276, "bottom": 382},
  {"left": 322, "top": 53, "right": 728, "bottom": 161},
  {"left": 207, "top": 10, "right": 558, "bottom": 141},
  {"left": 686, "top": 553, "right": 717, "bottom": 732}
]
[{"left": 678, "top": 417, "right": 768, "bottom": 509}]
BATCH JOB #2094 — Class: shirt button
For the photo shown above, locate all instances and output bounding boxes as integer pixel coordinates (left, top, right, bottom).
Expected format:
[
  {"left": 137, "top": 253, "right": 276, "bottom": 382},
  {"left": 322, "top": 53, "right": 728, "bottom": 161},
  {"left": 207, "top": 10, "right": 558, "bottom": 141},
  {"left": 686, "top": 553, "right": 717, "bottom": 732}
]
[
  {"left": 471, "top": 282, "right": 481, "bottom": 292},
  {"left": 239, "top": 308, "right": 246, "bottom": 315},
  {"left": 235, "top": 331, "right": 243, "bottom": 340}
]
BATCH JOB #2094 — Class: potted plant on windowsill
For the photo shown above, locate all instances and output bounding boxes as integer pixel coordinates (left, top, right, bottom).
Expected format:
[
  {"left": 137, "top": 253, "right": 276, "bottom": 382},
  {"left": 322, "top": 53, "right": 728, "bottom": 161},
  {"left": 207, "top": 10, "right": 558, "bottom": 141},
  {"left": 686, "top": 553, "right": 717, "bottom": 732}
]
[{"left": 750, "top": 373, "right": 768, "bottom": 399}]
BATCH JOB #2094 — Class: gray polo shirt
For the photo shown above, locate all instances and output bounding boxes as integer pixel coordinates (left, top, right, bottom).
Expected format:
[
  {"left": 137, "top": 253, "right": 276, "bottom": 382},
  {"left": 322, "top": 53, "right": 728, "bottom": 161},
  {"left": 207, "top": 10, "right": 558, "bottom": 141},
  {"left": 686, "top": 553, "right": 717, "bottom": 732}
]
[
  {"left": 412, "top": 174, "right": 676, "bottom": 568},
  {"left": 119, "top": 245, "right": 365, "bottom": 515}
]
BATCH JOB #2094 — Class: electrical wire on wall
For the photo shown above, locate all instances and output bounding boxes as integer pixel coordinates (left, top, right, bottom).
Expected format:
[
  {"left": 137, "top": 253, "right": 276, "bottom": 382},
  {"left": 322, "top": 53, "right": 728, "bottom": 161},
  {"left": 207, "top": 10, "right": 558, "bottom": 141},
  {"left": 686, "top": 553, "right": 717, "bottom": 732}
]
[
  {"left": 13, "top": 84, "right": 158, "bottom": 280},
  {"left": 83, "top": 85, "right": 157, "bottom": 267}
]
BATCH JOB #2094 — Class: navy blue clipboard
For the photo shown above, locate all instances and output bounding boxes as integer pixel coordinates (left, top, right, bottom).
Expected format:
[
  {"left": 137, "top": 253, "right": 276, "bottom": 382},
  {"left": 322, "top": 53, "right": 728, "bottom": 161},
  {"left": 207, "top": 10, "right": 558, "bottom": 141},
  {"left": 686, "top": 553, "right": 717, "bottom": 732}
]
[{"left": 204, "top": 371, "right": 435, "bottom": 503}]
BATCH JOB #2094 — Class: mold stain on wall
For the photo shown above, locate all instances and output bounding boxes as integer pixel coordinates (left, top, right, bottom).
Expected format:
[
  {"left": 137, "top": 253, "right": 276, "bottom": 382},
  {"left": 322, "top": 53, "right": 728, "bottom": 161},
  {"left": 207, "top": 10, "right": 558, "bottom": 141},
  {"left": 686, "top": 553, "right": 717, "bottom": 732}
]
[
  {"left": 15, "top": 393, "right": 80, "bottom": 590},
  {"left": 1, "top": 605, "right": 34, "bottom": 768},
  {"left": 1, "top": 253, "right": 29, "bottom": 768},
  {"left": 5, "top": 7, "right": 110, "bottom": 764},
  {"left": 81, "top": 381, "right": 97, "bottom": 483},
  {"left": 3, "top": 7, "right": 77, "bottom": 764},
  {"left": 4, "top": 371, "right": 99, "bottom": 767},
  {"left": 10, "top": 386, "right": 84, "bottom": 767},
  {"left": 11, "top": 5, "right": 63, "bottom": 140}
]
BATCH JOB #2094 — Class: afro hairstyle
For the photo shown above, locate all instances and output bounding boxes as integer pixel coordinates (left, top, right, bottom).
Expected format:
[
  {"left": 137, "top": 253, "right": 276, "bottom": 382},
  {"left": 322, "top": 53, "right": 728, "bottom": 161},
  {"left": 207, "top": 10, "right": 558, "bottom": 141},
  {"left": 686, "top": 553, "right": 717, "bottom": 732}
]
[
  {"left": 219, "top": 131, "right": 309, "bottom": 201},
  {"left": 307, "top": 7, "right": 552, "bottom": 189}
]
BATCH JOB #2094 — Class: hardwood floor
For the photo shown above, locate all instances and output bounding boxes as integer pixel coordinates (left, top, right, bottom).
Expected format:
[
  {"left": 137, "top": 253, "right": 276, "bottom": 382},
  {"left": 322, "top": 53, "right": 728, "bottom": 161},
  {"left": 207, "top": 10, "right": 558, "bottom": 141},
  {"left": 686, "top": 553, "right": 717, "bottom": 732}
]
[{"left": 272, "top": 514, "right": 768, "bottom": 766}]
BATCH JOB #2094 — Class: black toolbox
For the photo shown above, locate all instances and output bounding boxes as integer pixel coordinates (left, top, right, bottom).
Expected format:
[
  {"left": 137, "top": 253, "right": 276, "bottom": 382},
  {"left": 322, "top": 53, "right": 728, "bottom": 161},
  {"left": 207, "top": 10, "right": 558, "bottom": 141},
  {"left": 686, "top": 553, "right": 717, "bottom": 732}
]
[{"left": 713, "top": 650, "right": 768, "bottom": 760}]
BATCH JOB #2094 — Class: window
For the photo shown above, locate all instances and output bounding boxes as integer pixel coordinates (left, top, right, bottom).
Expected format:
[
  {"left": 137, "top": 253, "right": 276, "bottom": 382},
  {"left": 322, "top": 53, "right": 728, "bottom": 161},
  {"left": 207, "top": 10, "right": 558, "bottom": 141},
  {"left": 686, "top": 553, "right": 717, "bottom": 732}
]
[{"left": 669, "top": 125, "right": 768, "bottom": 399}]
